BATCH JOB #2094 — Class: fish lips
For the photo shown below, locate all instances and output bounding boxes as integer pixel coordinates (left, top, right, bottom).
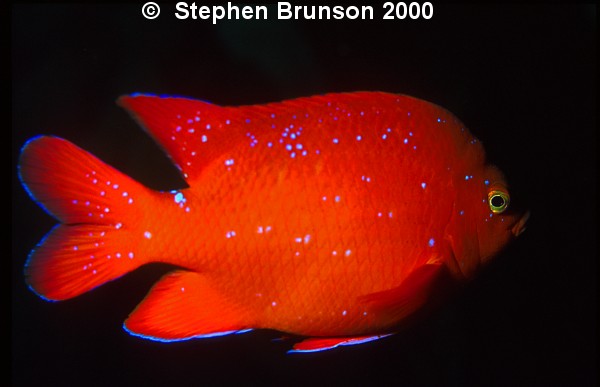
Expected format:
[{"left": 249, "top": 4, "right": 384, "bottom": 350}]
[{"left": 511, "top": 210, "right": 530, "bottom": 237}]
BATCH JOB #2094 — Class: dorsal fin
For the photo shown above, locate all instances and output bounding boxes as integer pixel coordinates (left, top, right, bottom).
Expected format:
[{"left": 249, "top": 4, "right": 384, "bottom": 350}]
[
  {"left": 118, "top": 92, "right": 434, "bottom": 184},
  {"left": 118, "top": 94, "right": 247, "bottom": 183}
]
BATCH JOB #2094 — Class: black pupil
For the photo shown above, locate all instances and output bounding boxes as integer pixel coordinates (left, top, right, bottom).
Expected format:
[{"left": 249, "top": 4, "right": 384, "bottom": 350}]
[{"left": 491, "top": 195, "right": 505, "bottom": 208}]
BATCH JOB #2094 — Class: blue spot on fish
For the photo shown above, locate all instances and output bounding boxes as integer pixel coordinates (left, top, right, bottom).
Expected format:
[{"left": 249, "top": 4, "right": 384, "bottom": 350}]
[{"left": 174, "top": 192, "right": 184, "bottom": 204}]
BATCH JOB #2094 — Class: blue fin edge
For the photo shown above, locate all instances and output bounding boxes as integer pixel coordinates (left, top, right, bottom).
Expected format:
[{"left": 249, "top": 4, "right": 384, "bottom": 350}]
[
  {"left": 122, "top": 324, "right": 253, "bottom": 343},
  {"left": 287, "top": 334, "right": 393, "bottom": 354}
]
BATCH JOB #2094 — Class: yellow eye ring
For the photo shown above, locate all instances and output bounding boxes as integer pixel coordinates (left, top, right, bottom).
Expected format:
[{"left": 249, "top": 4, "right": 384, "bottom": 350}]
[{"left": 488, "top": 190, "right": 510, "bottom": 213}]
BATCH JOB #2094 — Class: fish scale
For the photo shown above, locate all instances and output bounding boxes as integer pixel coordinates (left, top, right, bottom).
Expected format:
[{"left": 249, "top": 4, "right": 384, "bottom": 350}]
[{"left": 19, "top": 91, "right": 528, "bottom": 352}]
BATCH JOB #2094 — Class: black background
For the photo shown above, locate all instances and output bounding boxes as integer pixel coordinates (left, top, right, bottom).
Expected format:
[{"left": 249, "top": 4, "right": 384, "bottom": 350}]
[{"left": 11, "top": 4, "right": 596, "bottom": 386}]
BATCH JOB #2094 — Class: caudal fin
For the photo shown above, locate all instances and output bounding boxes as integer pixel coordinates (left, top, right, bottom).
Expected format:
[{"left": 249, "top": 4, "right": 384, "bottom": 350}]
[{"left": 19, "top": 136, "right": 153, "bottom": 301}]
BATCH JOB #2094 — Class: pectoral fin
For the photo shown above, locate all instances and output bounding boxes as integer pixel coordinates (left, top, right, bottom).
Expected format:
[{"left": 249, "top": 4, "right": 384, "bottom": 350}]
[{"left": 358, "top": 263, "right": 448, "bottom": 325}]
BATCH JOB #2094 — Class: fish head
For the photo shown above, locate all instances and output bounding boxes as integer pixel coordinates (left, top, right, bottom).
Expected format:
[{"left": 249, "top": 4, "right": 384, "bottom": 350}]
[
  {"left": 446, "top": 164, "right": 529, "bottom": 280},
  {"left": 475, "top": 165, "right": 529, "bottom": 266}
]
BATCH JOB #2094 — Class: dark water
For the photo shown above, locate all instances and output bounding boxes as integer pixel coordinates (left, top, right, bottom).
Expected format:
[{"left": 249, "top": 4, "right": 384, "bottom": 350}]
[{"left": 11, "top": 4, "right": 595, "bottom": 386}]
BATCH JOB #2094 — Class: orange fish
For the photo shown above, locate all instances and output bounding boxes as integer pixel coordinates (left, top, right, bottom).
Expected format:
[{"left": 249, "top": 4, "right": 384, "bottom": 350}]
[{"left": 19, "top": 92, "right": 528, "bottom": 352}]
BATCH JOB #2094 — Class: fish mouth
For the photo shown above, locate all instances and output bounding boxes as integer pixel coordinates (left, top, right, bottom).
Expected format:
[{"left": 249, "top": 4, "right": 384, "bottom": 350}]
[{"left": 511, "top": 210, "right": 530, "bottom": 237}]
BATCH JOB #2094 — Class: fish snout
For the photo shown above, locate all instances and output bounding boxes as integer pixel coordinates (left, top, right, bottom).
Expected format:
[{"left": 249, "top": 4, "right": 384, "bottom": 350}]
[{"left": 511, "top": 210, "right": 530, "bottom": 237}]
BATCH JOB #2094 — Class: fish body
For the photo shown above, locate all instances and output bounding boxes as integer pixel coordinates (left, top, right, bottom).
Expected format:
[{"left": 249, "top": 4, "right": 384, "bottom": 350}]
[{"left": 19, "top": 92, "right": 528, "bottom": 352}]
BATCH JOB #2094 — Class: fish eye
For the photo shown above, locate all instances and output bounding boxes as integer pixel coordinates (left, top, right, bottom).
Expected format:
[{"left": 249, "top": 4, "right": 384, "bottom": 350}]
[{"left": 488, "top": 190, "right": 510, "bottom": 214}]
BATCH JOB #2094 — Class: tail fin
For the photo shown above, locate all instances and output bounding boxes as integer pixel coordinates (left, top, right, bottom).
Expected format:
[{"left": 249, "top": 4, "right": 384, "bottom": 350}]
[{"left": 19, "top": 136, "right": 153, "bottom": 301}]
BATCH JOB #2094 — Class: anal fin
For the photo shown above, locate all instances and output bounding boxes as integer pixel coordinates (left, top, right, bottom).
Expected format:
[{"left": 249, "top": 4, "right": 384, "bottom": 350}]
[
  {"left": 124, "top": 270, "right": 251, "bottom": 342},
  {"left": 289, "top": 334, "right": 393, "bottom": 353}
]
